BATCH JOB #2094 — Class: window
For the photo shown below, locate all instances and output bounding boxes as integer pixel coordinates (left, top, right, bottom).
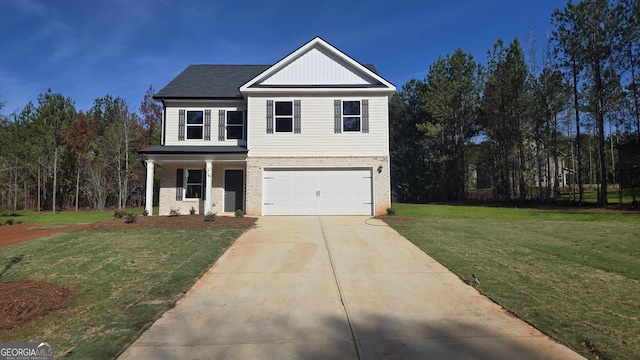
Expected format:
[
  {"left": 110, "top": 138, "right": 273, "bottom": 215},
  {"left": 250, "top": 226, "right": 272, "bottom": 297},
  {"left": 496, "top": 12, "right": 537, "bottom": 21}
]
[
  {"left": 343, "top": 101, "right": 361, "bottom": 132},
  {"left": 185, "top": 169, "right": 203, "bottom": 198},
  {"left": 275, "top": 101, "right": 293, "bottom": 132},
  {"left": 186, "top": 111, "right": 204, "bottom": 139},
  {"left": 226, "top": 111, "right": 244, "bottom": 140}
]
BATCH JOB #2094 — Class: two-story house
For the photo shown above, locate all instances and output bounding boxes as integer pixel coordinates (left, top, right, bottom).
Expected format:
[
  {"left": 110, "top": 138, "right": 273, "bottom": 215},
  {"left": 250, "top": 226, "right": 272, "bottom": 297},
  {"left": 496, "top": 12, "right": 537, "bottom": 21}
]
[{"left": 140, "top": 37, "right": 396, "bottom": 216}]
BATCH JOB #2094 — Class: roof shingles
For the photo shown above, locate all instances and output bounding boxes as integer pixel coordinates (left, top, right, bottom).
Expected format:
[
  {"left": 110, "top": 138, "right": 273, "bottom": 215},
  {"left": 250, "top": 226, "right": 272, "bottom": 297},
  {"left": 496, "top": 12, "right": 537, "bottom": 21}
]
[{"left": 154, "top": 65, "right": 270, "bottom": 99}]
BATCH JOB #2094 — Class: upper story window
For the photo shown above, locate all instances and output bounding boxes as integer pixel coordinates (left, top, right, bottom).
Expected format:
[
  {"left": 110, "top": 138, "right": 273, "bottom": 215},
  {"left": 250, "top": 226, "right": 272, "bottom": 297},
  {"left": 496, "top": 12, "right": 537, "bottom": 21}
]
[
  {"left": 342, "top": 101, "right": 361, "bottom": 132},
  {"left": 275, "top": 101, "right": 293, "bottom": 132},
  {"left": 187, "top": 111, "right": 204, "bottom": 139},
  {"left": 226, "top": 111, "right": 244, "bottom": 140},
  {"left": 334, "top": 99, "right": 368, "bottom": 134}
]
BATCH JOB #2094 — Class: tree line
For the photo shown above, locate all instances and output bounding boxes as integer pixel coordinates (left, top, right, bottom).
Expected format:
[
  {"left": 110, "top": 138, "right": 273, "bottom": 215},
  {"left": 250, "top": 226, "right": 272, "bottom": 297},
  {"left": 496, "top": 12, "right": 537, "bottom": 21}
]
[
  {"left": 390, "top": 0, "right": 639, "bottom": 205},
  {"left": 0, "top": 86, "right": 161, "bottom": 212}
]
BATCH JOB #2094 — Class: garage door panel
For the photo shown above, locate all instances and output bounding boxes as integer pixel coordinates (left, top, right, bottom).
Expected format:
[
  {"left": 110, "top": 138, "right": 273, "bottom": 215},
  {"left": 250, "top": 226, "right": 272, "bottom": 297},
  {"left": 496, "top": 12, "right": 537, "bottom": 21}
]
[{"left": 263, "top": 168, "right": 372, "bottom": 216}]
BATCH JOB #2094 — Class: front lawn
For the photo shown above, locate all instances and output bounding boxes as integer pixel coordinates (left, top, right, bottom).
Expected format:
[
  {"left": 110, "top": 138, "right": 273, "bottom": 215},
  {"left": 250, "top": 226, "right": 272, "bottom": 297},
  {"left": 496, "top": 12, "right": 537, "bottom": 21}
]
[
  {"left": 384, "top": 203, "right": 640, "bottom": 360},
  {"left": 0, "top": 219, "right": 253, "bottom": 359}
]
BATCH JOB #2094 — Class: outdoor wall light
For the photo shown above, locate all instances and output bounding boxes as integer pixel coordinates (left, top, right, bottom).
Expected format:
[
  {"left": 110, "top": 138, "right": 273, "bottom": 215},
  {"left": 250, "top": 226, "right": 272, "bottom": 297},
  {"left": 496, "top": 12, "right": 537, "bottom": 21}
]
[{"left": 377, "top": 165, "right": 383, "bottom": 173}]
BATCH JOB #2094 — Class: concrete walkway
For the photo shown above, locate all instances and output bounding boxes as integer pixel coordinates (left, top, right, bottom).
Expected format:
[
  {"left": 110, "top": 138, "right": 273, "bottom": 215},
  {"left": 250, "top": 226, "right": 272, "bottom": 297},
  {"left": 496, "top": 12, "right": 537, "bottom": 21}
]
[{"left": 118, "top": 216, "right": 585, "bottom": 360}]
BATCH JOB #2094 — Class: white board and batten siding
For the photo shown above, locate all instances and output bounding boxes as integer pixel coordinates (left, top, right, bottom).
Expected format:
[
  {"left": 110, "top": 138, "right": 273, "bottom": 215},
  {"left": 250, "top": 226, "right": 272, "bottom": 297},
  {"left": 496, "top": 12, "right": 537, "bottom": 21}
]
[
  {"left": 247, "top": 95, "right": 390, "bottom": 157},
  {"left": 260, "top": 47, "right": 374, "bottom": 86},
  {"left": 262, "top": 168, "right": 373, "bottom": 215}
]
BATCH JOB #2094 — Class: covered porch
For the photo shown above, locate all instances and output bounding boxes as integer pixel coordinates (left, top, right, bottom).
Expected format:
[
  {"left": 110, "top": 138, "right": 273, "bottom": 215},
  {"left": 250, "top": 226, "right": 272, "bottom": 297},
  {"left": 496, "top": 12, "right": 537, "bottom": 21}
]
[{"left": 140, "top": 146, "right": 248, "bottom": 216}]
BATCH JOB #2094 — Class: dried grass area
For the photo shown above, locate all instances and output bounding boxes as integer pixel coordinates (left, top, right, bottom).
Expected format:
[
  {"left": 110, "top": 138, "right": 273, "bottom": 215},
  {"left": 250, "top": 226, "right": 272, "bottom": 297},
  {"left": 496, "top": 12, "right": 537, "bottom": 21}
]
[{"left": 0, "top": 279, "right": 73, "bottom": 330}]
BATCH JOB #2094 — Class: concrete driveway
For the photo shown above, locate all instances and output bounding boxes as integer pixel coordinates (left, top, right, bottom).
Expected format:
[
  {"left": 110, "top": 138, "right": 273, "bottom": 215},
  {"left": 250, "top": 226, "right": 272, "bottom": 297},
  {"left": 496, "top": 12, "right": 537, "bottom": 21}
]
[{"left": 118, "top": 216, "right": 584, "bottom": 360}]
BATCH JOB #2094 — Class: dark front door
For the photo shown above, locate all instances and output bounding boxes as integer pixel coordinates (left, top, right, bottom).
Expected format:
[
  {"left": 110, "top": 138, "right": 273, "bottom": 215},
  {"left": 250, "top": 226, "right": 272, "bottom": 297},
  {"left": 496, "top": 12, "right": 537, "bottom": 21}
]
[{"left": 224, "top": 170, "right": 244, "bottom": 213}]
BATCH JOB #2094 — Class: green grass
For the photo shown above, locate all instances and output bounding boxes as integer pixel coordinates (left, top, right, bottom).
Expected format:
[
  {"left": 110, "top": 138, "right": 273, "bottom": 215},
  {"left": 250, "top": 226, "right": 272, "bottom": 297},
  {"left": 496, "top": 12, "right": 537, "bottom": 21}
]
[
  {"left": 563, "top": 188, "right": 639, "bottom": 205},
  {"left": 0, "top": 225, "right": 246, "bottom": 359},
  {"left": 385, "top": 203, "right": 640, "bottom": 360},
  {"left": 392, "top": 203, "right": 638, "bottom": 222},
  {"left": 0, "top": 207, "right": 160, "bottom": 226}
]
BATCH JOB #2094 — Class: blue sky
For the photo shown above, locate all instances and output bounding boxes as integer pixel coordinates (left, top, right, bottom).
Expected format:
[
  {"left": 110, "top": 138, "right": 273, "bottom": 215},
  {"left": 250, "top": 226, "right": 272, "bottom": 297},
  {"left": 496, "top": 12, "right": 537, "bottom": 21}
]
[{"left": 0, "top": 0, "right": 568, "bottom": 115}]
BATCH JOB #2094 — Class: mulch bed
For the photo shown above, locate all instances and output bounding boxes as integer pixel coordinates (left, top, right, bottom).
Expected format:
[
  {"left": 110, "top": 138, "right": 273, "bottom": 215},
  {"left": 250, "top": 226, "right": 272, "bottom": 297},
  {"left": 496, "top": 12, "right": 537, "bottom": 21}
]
[
  {"left": 0, "top": 214, "right": 256, "bottom": 331},
  {"left": 0, "top": 279, "right": 73, "bottom": 330}
]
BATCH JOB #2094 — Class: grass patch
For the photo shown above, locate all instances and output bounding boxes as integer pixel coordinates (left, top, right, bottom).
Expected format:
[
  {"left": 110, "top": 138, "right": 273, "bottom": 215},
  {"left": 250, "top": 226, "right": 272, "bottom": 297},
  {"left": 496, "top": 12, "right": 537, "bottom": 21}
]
[
  {"left": 393, "top": 203, "right": 639, "bottom": 222},
  {"left": 385, "top": 203, "right": 640, "bottom": 360},
  {"left": 0, "top": 226, "right": 245, "bottom": 359}
]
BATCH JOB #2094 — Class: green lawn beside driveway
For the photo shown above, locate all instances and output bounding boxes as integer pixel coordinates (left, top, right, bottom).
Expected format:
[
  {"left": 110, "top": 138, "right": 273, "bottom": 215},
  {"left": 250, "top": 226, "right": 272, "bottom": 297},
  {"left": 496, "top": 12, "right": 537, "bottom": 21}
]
[
  {"left": 384, "top": 203, "right": 640, "bottom": 360},
  {"left": 0, "top": 225, "right": 245, "bottom": 359}
]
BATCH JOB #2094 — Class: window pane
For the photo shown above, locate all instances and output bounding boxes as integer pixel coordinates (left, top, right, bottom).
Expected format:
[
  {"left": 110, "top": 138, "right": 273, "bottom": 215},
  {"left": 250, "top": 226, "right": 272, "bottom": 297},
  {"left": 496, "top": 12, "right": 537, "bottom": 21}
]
[
  {"left": 187, "top": 111, "right": 203, "bottom": 124},
  {"left": 227, "top": 111, "right": 243, "bottom": 125},
  {"left": 275, "top": 118, "right": 293, "bottom": 132},
  {"left": 343, "top": 117, "right": 361, "bottom": 132},
  {"left": 187, "top": 169, "right": 203, "bottom": 183},
  {"left": 187, "top": 126, "right": 203, "bottom": 139},
  {"left": 186, "top": 185, "right": 202, "bottom": 198},
  {"left": 275, "top": 102, "right": 292, "bottom": 116},
  {"left": 227, "top": 125, "right": 243, "bottom": 139},
  {"left": 343, "top": 101, "right": 360, "bottom": 115}
]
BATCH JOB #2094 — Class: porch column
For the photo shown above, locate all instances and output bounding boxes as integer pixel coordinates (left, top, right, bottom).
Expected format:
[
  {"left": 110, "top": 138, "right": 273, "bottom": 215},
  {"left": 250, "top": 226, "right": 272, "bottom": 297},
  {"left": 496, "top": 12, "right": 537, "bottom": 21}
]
[
  {"left": 205, "top": 160, "right": 213, "bottom": 215},
  {"left": 145, "top": 160, "right": 154, "bottom": 216}
]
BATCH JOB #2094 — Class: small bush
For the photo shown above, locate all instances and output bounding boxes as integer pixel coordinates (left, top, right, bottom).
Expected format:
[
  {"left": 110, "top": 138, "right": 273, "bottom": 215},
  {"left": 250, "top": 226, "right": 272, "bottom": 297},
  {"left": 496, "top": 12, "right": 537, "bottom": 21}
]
[
  {"left": 189, "top": 207, "right": 196, "bottom": 215},
  {"left": 204, "top": 212, "right": 216, "bottom": 222},
  {"left": 5, "top": 219, "right": 14, "bottom": 226},
  {"left": 386, "top": 207, "right": 396, "bottom": 216},
  {"left": 169, "top": 209, "right": 180, "bottom": 217},
  {"left": 142, "top": 209, "right": 149, "bottom": 216},
  {"left": 125, "top": 213, "right": 136, "bottom": 224},
  {"left": 114, "top": 210, "right": 127, "bottom": 219},
  {"left": 235, "top": 209, "right": 244, "bottom": 218}
]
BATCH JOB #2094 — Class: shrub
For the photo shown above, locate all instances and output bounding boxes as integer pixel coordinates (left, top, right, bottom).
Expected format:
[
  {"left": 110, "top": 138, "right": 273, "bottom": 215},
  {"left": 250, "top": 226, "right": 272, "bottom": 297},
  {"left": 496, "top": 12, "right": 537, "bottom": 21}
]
[
  {"left": 189, "top": 207, "right": 196, "bottom": 215},
  {"left": 142, "top": 209, "right": 149, "bottom": 216},
  {"left": 204, "top": 212, "right": 216, "bottom": 222},
  {"left": 235, "top": 209, "right": 244, "bottom": 218},
  {"left": 125, "top": 213, "right": 136, "bottom": 224},
  {"left": 114, "top": 210, "right": 127, "bottom": 219},
  {"left": 5, "top": 219, "right": 14, "bottom": 226},
  {"left": 169, "top": 208, "right": 180, "bottom": 217},
  {"left": 386, "top": 207, "right": 396, "bottom": 216}
]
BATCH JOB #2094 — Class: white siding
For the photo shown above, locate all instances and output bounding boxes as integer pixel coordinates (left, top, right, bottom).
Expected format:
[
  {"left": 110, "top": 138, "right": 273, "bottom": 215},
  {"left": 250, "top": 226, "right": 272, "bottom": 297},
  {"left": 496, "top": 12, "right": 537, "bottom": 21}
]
[
  {"left": 163, "top": 100, "right": 247, "bottom": 147},
  {"left": 260, "top": 47, "right": 373, "bottom": 86},
  {"left": 247, "top": 94, "right": 390, "bottom": 156}
]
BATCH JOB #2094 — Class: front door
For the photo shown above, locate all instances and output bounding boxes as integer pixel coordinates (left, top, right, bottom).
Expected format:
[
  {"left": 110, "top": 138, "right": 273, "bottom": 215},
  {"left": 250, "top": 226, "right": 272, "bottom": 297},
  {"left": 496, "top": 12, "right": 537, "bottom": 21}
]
[{"left": 224, "top": 170, "right": 244, "bottom": 213}]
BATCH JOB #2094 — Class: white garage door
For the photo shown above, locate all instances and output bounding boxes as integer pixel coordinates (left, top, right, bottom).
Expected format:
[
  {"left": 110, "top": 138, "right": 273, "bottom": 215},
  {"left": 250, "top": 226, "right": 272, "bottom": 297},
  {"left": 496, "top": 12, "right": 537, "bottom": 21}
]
[{"left": 262, "top": 168, "right": 373, "bottom": 215}]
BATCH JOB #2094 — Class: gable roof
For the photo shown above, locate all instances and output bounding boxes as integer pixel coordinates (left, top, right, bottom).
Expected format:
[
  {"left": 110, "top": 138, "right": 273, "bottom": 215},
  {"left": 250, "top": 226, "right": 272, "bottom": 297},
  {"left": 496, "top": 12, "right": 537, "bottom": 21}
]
[
  {"left": 154, "top": 37, "right": 395, "bottom": 100},
  {"left": 240, "top": 37, "right": 395, "bottom": 94},
  {"left": 154, "top": 65, "right": 270, "bottom": 100}
]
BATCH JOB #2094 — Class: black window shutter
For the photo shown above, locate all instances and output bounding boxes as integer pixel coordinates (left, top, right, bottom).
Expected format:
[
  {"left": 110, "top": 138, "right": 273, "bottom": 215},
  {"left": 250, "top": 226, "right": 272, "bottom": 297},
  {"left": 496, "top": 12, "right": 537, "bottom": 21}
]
[
  {"left": 218, "top": 110, "right": 226, "bottom": 141},
  {"left": 362, "top": 99, "right": 369, "bottom": 133},
  {"left": 176, "top": 168, "right": 184, "bottom": 201},
  {"left": 204, "top": 110, "right": 211, "bottom": 141},
  {"left": 334, "top": 100, "right": 342, "bottom": 133},
  {"left": 178, "top": 110, "right": 185, "bottom": 141},
  {"left": 294, "top": 100, "right": 301, "bottom": 133},
  {"left": 266, "top": 100, "right": 274, "bottom": 134},
  {"left": 202, "top": 169, "right": 206, "bottom": 200}
]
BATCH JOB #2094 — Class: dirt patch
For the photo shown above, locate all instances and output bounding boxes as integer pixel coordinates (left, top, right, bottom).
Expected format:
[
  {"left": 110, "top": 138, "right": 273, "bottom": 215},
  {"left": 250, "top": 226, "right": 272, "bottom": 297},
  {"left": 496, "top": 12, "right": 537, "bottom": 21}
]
[
  {"left": 0, "top": 215, "right": 256, "bottom": 249},
  {"left": 0, "top": 279, "right": 73, "bottom": 330},
  {"left": 0, "top": 223, "right": 78, "bottom": 249}
]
